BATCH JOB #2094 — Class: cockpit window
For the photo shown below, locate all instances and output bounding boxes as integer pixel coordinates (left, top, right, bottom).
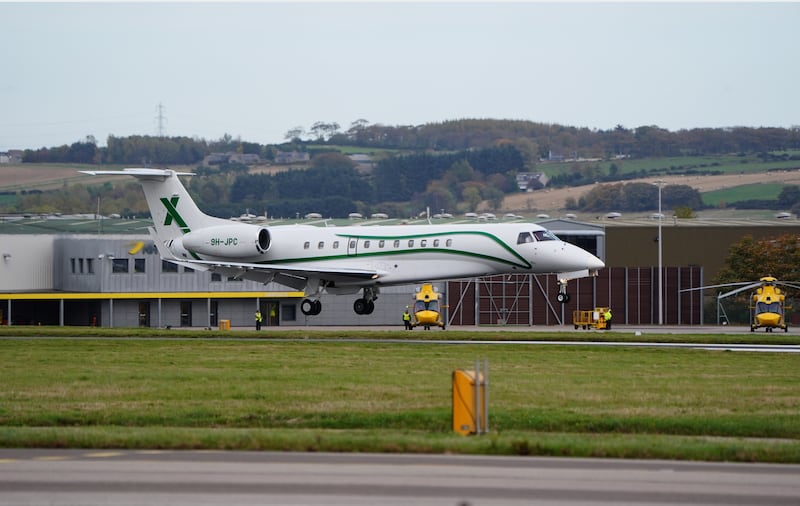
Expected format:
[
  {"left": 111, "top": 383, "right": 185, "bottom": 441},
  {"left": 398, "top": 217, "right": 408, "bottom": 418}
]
[
  {"left": 533, "top": 230, "right": 559, "bottom": 241},
  {"left": 517, "top": 232, "right": 533, "bottom": 244},
  {"left": 756, "top": 301, "right": 782, "bottom": 315}
]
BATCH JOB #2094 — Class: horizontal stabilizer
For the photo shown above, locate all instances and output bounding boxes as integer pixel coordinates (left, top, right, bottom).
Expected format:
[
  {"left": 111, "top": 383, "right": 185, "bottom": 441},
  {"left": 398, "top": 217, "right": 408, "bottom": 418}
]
[{"left": 81, "top": 168, "right": 195, "bottom": 178}]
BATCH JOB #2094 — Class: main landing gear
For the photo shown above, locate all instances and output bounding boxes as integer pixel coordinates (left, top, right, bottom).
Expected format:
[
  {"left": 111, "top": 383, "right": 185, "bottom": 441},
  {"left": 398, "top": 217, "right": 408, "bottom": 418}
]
[
  {"left": 353, "top": 286, "right": 378, "bottom": 315},
  {"left": 300, "top": 298, "right": 322, "bottom": 316},
  {"left": 300, "top": 287, "right": 379, "bottom": 316}
]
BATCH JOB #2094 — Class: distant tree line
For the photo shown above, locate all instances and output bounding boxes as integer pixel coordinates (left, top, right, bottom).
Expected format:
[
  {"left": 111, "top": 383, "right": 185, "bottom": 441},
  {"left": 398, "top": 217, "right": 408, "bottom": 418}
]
[
  {"left": 326, "top": 120, "right": 800, "bottom": 160},
  {"left": 21, "top": 134, "right": 276, "bottom": 165},
  {"left": 21, "top": 120, "right": 800, "bottom": 167},
  {"left": 14, "top": 120, "right": 800, "bottom": 218},
  {"left": 566, "top": 182, "right": 704, "bottom": 213},
  {"left": 220, "top": 148, "right": 520, "bottom": 218}
]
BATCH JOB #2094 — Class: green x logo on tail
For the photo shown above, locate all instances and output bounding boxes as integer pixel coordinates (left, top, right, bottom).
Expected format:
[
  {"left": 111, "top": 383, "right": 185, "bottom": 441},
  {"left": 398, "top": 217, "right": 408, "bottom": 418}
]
[{"left": 160, "top": 196, "right": 190, "bottom": 233}]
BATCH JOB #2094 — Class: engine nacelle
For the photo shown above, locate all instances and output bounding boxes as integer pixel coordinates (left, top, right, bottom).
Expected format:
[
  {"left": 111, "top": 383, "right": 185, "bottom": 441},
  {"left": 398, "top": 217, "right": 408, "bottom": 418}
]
[{"left": 180, "top": 225, "right": 271, "bottom": 258}]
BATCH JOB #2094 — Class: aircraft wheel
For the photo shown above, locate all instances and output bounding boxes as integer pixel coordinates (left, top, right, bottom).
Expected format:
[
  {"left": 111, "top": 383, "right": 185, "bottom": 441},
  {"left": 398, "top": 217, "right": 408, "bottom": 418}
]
[
  {"left": 365, "top": 300, "right": 375, "bottom": 315},
  {"left": 750, "top": 326, "right": 755, "bottom": 332},
  {"left": 557, "top": 293, "right": 570, "bottom": 304},
  {"left": 301, "top": 299, "right": 318, "bottom": 316},
  {"left": 353, "top": 298, "right": 368, "bottom": 315}
]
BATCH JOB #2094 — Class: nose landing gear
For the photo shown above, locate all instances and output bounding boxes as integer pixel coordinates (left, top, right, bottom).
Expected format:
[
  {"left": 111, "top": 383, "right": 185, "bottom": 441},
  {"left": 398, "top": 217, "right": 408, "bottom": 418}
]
[{"left": 556, "top": 279, "right": 571, "bottom": 304}]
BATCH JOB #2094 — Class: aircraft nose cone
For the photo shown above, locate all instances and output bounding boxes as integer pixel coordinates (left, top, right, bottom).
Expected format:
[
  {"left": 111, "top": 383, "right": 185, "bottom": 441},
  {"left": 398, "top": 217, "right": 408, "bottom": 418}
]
[{"left": 588, "top": 254, "right": 605, "bottom": 271}]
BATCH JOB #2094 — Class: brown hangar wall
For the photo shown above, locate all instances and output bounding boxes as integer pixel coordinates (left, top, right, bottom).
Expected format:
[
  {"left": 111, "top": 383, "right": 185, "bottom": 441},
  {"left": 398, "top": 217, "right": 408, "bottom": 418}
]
[
  {"left": 603, "top": 224, "right": 800, "bottom": 282},
  {"left": 446, "top": 267, "right": 704, "bottom": 326}
]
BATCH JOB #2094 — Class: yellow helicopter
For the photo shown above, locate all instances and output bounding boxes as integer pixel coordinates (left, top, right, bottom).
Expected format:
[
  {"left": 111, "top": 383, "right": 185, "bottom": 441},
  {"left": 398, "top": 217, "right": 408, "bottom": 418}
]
[
  {"left": 685, "top": 276, "right": 800, "bottom": 332},
  {"left": 409, "top": 283, "right": 446, "bottom": 330}
]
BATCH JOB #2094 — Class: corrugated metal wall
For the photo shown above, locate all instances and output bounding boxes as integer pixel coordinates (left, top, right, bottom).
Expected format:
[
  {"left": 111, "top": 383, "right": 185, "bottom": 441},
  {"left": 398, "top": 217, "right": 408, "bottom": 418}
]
[{"left": 0, "top": 235, "right": 54, "bottom": 291}]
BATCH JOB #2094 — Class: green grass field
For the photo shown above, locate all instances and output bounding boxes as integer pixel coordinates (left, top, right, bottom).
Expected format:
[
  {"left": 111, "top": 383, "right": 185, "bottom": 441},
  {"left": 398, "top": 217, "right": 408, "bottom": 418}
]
[
  {"left": 702, "top": 183, "right": 786, "bottom": 206},
  {"left": 1, "top": 329, "right": 799, "bottom": 462}
]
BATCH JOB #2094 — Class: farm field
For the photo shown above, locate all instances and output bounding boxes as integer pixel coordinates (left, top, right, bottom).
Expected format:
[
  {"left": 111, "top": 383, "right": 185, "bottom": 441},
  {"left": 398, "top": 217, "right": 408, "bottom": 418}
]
[
  {"left": 504, "top": 169, "right": 800, "bottom": 213},
  {"left": 1, "top": 328, "right": 799, "bottom": 463}
]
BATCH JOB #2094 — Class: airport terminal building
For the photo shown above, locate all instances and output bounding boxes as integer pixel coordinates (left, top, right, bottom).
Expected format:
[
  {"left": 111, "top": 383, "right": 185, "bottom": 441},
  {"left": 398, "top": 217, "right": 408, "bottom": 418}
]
[{"left": 2, "top": 214, "right": 799, "bottom": 327}]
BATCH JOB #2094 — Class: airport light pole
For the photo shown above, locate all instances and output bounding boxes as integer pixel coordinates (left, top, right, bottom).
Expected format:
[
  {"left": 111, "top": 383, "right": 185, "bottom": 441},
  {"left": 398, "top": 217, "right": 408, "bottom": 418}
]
[{"left": 654, "top": 179, "right": 665, "bottom": 325}]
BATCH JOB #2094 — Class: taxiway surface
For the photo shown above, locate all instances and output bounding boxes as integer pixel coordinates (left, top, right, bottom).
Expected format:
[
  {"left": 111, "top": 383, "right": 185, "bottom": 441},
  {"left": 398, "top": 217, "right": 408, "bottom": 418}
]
[{"left": 2, "top": 449, "right": 799, "bottom": 506}]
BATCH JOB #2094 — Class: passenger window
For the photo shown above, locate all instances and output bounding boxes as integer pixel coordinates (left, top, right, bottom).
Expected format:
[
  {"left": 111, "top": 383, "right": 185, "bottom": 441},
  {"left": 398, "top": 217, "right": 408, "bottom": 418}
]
[
  {"left": 408, "top": 240, "right": 414, "bottom": 247},
  {"left": 446, "top": 239, "right": 453, "bottom": 247},
  {"left": 304, "top": 241, "right": 310, "bottom": 249},
  {"left": 393, "top": 240, "right": 400, "bottom": 248},
  {"left": 349, "top": 240, "right": 356, "bottom": 249},
  {"left": 318, "top": 241, "right": 324, "bottom": 249},
  {"left": 420, "top": 239, "right": 427, "bottom": 247},
  {"left": 517, "top": 232, "right": 533, "bottom": 244},
  {"left": 364, "top": 240, "right": 371, "bottom": 248},
  {"left": 379, "top": 240, "right": 385, "bottom": 248},
  {"left": 333, "top": 241, "right": 339, "bottom": 249},
  {"left": 433, "top": 239, "right": 440, "bottom": 247}
]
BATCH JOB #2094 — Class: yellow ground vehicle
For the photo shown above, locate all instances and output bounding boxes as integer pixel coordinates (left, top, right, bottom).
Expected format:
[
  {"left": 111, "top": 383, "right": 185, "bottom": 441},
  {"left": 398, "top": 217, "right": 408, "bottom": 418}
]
[
  {"left": 572, "top": 307, "right": 610, "bottom": 330},
  {"left": 411, "top": 283, "right": 446, "bottom": 330}
]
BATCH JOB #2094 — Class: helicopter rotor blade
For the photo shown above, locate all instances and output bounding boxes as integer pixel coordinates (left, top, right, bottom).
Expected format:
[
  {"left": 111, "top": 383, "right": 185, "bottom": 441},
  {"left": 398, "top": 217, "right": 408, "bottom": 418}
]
[
  {"left": 680, "top": 281, "right": 757, "bottom": 293},
  {"left": 717, "top": 282, "right": 764, "bottom": 299}
]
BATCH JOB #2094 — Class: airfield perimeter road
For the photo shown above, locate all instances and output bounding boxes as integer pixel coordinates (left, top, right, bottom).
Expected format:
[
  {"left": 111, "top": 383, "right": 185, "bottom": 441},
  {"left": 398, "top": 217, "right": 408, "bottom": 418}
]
[{"left": 1, "top": 449, "right": 799, "bottom": 506}]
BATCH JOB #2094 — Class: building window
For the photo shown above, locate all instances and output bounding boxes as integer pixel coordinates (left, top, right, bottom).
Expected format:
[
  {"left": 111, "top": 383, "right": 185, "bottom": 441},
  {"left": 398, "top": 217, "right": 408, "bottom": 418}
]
[
  {"left": 134, "top": 258, "right": 146, "bottom": 273},
  {"left": 184, "top": 266, "right": 195, "bottom": 273},
  {"left": 112, "top": 258, "right": 129, "bottom": 273},
  {"left": 211, "top": 273, "right": 222, "bottom": 282},
  {"left": 70, "top": 258, "right": 76, "bottom": 274},
  {"left": 78, "top": 258, "right": 84, "bottom": 274},
  {"left": 282, "top": 304, "right": 297, "bottom": 322},
  {"left": 86, "top": 258, "right": 94, "bottom": 274},
  {"left": 162, "top": 260, "right": 178, "bottom": 273}
]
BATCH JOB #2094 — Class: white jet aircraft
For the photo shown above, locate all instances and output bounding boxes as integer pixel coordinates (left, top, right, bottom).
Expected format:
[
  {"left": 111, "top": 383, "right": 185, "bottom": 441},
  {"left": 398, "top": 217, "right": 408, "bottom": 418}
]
[{"left": 83, "top": 168, "right": 604, "bottom": 316}]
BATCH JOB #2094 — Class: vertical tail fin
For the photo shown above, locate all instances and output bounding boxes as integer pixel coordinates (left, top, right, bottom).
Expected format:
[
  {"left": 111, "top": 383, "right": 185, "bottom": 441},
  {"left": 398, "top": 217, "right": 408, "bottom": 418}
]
[{"left": 81, "top": 168, "right": 227, "bottom": 239}]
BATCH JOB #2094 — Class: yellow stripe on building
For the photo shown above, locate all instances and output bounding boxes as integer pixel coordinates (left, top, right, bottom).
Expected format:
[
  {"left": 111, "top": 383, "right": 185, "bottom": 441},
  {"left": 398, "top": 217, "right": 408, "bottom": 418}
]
[{"left": 0, "top": 292, "right": 305, "bottom": 300}]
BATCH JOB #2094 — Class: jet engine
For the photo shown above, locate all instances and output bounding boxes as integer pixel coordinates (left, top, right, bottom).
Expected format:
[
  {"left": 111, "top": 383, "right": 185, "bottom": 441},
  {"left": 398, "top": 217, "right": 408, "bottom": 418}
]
[{"left": 180, "top": 225, "right": 271, "bottom": 258}]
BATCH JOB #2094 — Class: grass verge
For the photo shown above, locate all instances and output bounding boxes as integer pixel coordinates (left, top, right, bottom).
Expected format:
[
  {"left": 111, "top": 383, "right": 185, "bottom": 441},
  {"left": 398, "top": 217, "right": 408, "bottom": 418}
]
[{"left": 1, "top": 336, "right": 798, "bottom": 462}]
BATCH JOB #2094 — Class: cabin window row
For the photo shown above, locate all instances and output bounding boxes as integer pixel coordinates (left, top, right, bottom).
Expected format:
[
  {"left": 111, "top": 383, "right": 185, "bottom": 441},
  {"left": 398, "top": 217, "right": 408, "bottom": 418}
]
[{"left": 303, "top": 238, "right": 454, "bottom": 250}]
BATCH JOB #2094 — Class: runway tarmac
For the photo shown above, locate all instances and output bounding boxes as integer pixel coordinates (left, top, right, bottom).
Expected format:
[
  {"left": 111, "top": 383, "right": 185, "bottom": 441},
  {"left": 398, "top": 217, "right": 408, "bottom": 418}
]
[{"left": 2, "top": 449, "right": 799, "bottom": 506}]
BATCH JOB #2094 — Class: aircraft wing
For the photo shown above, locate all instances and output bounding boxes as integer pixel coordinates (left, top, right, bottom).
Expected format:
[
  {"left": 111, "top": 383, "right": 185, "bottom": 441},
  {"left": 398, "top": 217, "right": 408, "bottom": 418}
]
[
  {"left": 148, "top": 227, "right": 379, "bottom": 288},
  {"left": 187, "top": 258, "right": 381, "bottom": 285}
]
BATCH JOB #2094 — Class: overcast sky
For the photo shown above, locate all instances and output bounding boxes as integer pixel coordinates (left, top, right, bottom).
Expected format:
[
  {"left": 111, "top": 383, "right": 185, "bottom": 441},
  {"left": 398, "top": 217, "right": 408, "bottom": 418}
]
[{"left": 1, "top": 1, "right": 799, "bottom": 152}]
